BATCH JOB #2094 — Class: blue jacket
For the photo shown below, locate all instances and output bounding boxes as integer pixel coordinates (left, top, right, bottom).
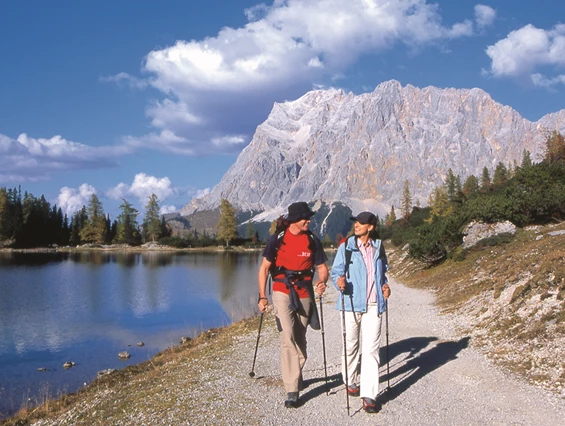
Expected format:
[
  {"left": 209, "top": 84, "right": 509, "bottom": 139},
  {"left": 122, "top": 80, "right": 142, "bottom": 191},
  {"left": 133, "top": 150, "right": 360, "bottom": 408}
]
[{"left": 331, "top": 236, "right": 389, "bottom": 314}]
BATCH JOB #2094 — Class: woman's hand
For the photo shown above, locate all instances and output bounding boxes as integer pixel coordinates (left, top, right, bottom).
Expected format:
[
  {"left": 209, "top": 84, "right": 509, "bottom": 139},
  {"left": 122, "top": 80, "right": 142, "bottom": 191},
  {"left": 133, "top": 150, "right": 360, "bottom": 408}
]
[
  {"left": 337, "top": 276, "right": 346, "bottom": 292},
  {"left": 382, "top": 284, "right": 391, "bottom": 299}
]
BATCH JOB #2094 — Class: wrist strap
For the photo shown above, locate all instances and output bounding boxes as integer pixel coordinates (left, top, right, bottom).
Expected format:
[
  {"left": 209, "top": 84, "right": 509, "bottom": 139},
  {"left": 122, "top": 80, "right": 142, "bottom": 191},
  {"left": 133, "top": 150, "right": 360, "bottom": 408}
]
[{"left": 258, "top": 297, "right": 268, "bottom": 303}]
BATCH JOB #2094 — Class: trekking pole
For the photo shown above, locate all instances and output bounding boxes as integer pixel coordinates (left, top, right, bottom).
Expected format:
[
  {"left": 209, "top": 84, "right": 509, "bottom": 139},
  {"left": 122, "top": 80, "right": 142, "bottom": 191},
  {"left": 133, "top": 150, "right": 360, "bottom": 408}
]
[
  {"left": 385, "top": 300, "right": 390, "bottom": 391},
  {"left": 249, "top": 312, "right": 264, "bottom": 378},
  {"left": 340, "top": 290, "right": 350, "bottom": 416},
  {"left": 319, "top": 294, "right": 329, "bottom": 394}
]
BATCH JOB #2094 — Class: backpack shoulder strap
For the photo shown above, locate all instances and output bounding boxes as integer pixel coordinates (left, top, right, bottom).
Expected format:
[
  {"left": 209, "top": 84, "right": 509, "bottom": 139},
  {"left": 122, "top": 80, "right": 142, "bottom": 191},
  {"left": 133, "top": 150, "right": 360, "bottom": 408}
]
[{"left": 343, "top": 235, "right": 356, "bottom": 277}]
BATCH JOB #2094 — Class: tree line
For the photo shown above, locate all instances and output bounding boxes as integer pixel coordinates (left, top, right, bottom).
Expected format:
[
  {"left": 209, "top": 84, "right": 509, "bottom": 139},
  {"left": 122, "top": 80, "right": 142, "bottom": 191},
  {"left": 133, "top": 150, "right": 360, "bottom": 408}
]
[{"left": 0, "top": 191, "right": 170, "bottom": 248}]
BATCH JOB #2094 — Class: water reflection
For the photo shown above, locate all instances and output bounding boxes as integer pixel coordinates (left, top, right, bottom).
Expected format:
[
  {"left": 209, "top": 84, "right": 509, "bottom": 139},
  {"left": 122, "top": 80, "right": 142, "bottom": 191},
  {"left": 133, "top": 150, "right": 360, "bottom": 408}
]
[{"left": 0, "top": 250, "right": 263, "bottom": 418}]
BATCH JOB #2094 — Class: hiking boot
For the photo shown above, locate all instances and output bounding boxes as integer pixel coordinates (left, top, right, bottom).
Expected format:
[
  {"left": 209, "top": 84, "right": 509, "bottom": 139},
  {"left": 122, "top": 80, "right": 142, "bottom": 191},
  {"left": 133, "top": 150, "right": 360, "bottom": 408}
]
[
  {"left": 284, "top": 392, "right": 299, "bottom": 408},
  {"left": 362, "top": 397, "right": 378, "bottom": 413},
  {"left": 347, "top": 384, "right": 360, "bottom": 396}
]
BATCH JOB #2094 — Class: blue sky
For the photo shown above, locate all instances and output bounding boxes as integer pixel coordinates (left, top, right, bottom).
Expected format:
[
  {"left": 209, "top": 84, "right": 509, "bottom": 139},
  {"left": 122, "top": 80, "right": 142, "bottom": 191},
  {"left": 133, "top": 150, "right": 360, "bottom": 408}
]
[{"left": 1, "top": 0, "right": 564, "bottom": 219}]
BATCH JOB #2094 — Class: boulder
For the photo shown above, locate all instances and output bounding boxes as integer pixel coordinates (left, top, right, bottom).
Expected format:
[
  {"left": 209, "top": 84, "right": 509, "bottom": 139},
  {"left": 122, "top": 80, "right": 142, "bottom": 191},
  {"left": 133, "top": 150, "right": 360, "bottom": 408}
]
[{"left": 462, "top": 221, "right": 517, "bottom": 249}]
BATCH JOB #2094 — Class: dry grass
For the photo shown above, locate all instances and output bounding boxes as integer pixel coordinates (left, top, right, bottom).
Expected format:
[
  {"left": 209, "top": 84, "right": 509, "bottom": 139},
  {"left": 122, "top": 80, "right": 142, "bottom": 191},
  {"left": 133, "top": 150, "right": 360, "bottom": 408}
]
[{"left": 387, "top": 222, "right": 565, "bottom": 394}]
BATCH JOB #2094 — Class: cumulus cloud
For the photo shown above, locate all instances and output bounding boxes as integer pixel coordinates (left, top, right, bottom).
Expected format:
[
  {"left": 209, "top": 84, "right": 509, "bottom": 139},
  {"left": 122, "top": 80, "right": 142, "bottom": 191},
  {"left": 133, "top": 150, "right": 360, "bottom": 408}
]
[
  {"left": 160, "top": 205, "right": 177, "bottom": 215},
  {"left": 112, "top": 0, "right": 480, "bottom": 156},
  {"left": 474, "top": 5, "right": 496, "bottom": 29},
  {"left": 57, "top": 184, "right": 97, "bottom": 216},
  {"left": 107, "top": 173, "right": 174, "bottom": 204},
  {"left": 0, "top": 133, "right": 131, "bottom": 184},
  {"left": 486, "top": 23, "right": 565, "bottom": 86}
]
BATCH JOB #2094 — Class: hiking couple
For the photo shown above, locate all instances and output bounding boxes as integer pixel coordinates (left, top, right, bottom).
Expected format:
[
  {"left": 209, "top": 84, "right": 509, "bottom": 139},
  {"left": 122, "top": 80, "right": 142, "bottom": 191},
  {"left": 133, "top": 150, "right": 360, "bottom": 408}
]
[{"left": 257, "top": 201, "right": 391, "bottom": 413}]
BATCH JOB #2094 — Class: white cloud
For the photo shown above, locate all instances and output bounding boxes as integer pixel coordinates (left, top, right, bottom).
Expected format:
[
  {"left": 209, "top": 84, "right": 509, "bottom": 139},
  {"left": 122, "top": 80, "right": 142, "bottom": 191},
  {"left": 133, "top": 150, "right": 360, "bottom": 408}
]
[
  {"left": 531, "top": 73, "right": 565, "bottom": 88},
  {"left": 0, "top": 133, "right": 131, "bottom": 184},
  {"left": 474, "top": 5, "right": 496, "bottom": 29},
  {"left": 486, "top": 24, "right": 565, "bottom": 82},
  {"left": 57, "top": 184, "right": 97, "bottom": 216},
  {"left": 107, "top": 173, "right": 174, "bottom": 204},
  {"left": 113, "top": 0, "right": 480, "bottom": 156},
  {"left": 160, "top": 205, "right": 177, "bottom": 215},
  {"left": 99, "top": 72, "right": 148, "bottom": 89}
]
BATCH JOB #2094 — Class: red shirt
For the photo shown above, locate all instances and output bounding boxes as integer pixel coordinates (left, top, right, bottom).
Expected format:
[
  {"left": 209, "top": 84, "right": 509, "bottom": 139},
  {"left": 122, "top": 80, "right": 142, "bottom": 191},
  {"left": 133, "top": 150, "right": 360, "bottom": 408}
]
[{"left": 267, "top": 231, "right": 316, "bottom": 298}]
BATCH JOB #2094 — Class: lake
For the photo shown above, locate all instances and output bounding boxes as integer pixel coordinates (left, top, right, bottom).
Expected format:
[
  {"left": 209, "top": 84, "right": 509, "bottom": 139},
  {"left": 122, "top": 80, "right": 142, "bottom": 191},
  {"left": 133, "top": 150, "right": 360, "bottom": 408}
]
[{"left": 0, "top": 250, "right": 264, "bottom": 418}]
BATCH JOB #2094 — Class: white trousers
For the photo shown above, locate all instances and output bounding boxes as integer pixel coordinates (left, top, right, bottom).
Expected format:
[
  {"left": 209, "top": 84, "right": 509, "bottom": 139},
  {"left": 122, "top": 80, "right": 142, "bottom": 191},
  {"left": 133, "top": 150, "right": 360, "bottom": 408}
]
[{"left": 340, "top": 302, "right": 382, "bottom": 400}]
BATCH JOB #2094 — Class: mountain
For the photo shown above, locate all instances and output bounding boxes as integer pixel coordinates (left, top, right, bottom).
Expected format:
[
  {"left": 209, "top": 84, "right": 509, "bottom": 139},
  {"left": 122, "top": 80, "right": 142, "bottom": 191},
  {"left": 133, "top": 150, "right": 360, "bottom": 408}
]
[{"left": 175, "top": 80, "right": 565, "bottom": 239}]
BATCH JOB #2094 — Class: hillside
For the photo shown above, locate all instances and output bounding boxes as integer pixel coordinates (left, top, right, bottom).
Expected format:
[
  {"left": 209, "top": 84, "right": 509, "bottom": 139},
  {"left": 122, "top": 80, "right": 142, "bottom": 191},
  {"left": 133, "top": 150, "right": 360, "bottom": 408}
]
[{"left": 387, "top": 221, "right": 565, "bottom": 395}]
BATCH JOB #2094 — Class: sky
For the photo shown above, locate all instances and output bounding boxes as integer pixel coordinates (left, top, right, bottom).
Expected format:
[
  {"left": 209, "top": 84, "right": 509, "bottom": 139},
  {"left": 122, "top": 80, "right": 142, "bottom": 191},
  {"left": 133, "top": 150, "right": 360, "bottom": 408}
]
[{"left": 1, "top": 0, "right": 565, "bottom": 220}]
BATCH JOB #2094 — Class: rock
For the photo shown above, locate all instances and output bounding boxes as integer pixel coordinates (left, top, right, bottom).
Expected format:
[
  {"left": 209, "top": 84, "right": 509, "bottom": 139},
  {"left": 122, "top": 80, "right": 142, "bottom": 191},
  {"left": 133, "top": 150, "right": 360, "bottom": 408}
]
[
  {"left": 136, "top": 341, "right": 145, "bottom": 347},
  {"left": 462, "top": 221, "right": 517, "bottom": 249},
  {"left": 548, "top": 230, "right": 565, "bottom": 237},
  {"left": 118, "top": 351, "right": 131, "bottom": 359},
  {"left": 97, "top": 368, "right": 117, "bottom": 377},
  {"left": 63, "top": 361, "right": 75, "bottom": 369},
  {"left": 180, "top": 336, "right": 192, "bottom": 345}
]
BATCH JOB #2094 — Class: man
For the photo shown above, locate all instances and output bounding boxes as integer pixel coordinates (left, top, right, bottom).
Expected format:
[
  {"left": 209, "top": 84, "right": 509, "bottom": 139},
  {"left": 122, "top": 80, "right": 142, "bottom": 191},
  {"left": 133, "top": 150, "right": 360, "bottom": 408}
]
[
  {"left": 331, "top": 211, "right": 390, "bottom": 413},
  {"left": 257, "top": 201, "right": 329, "bottom": 408}
]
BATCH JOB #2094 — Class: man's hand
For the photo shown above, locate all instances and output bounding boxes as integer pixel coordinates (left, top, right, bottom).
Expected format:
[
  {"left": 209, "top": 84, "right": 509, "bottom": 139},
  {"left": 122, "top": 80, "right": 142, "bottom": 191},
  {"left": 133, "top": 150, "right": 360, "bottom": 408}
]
[
  {"left": 337, "top": 276, "right": 346, "bottom": 292},
  {"left": 258, "top": 298, "right": 268, "bottom": 313},
  {"left": 383, "top": 284, "right": 391, "bottom": 299},
  {"left": 315, "top": 281, "right": 327, "bottom": 295}
]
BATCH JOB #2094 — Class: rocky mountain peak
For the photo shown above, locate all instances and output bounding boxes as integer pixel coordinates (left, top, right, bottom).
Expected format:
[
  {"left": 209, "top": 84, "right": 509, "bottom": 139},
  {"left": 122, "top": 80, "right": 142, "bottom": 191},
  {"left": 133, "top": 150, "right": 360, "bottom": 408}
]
[{"left": 178, "top": 80, "right": 565, "bottom": 238}]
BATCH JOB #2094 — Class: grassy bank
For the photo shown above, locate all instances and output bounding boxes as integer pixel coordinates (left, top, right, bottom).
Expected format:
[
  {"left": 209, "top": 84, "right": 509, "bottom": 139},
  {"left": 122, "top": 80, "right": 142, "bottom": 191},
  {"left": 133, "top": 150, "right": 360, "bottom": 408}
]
[{"left": 387, "top": 221, "right": 565, "bottom": 395}]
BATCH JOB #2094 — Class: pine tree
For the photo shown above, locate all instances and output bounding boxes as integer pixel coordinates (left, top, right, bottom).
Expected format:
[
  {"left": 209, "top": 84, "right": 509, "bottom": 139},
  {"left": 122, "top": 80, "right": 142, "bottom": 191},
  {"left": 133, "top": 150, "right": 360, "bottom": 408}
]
[
  {"left": 521, "top": 149, "right": 533, "bottom": 168},
  {"left": 385, "top": 205, "right": 397, "bottom": 227},
  {"left": 493, "top": 162, "right": 508, "bottom": 187},
  {"left": 79, "top": 194, "right": 106, "bottom": 244},
  {"left": 445, "top": 168, "right": 457, "bottom": 202},
  {"left": 142, "top": 194, "right": 162, "bottom": 242},
  {"left": 480, "top": 167, "right": 491, "bottom": 192},
  {"left": 217, "top": 198, "right": 237, "bottom": 246},
  {"left": 427, "top": 186, "right": 451, "bottom": 220},
  {"left": 462, "top": 175, "right": 479, "bottom": 197},
  {"left": 116, "top": 199, "right": 140, "bottom": 245},
  {"left": 401, "top": 180, "right": 412, "bottom": 219},
  {"left": 545, "top": 131, "right": 565, "bottom": 165}
]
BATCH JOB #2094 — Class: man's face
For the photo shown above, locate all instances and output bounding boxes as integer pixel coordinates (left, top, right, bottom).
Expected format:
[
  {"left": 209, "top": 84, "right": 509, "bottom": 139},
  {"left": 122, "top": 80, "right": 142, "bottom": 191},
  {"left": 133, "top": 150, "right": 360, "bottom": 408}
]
[
  {"left": 354, "top": 221, "right": 374, "bottom": 237},
  {"left": 296, "top": 218, "right": 311, "bottom": 232}
]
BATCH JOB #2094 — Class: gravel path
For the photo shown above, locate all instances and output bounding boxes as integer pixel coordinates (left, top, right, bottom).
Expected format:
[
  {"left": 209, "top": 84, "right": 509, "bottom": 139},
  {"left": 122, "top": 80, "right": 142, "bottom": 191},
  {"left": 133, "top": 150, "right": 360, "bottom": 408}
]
[
  {"left": 30, "top": 277, "right": 565, "bottom": 425},
  {"left": 219, "top": 278, "right": 565, "bottom": 426}
]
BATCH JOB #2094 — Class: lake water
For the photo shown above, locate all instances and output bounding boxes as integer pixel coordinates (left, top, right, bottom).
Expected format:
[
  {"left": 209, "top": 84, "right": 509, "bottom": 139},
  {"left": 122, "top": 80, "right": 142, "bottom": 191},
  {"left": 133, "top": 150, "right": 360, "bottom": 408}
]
[{"left": 0, "top": 250, "right": 264, "bottom": 418}]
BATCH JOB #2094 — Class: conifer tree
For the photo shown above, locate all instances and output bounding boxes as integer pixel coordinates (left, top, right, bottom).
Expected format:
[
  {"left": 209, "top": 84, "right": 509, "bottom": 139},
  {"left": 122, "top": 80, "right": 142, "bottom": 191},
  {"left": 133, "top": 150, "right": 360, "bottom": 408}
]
[
  {"left": 385, "top": 205, "right": 397, "bottom": 227},
  {"left": 521, "top": 149, "right": 533, "bottom": 168},
  {"left": 217, "top": 198, "right": 237, "bottom": 246},
  {"left": 480, "top": 167, "right": 491, "bottom": 192},
  {"left": 116, "top": 199, "right": 140, "bottom": 245},
  {"left": 462, "top": 175, "right": 479, "bottom": 197},
  {"left": 545, "top": 131, "right": 565, "bottom": 165},
  {"left": 401, "top": 180, "right": 412, "bottom": 219},
  {"left": 493, "top": 162, "right": 508, "bottom": 187},
  {"left": 445, "top": 168, "right": 457, "bottom": 202},
  {"left": 143, "top": 193, "right": 162, "bottom": 242},
  {"left": 80, "top": 194, "right": 106, "bottom": 244}
]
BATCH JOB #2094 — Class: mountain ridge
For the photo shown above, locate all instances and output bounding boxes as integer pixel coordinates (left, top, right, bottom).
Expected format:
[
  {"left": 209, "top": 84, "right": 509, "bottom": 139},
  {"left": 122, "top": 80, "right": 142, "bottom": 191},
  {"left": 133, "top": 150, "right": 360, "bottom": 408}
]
[{"left": 176, "top": 80, "right": 565, "bottom": 237}]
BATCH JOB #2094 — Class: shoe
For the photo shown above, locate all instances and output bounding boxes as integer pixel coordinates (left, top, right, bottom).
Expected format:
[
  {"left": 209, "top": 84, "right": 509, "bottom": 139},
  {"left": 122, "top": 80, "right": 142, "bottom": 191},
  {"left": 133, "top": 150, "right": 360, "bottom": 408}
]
[
  {"left": 347, "top": 384, "right": 360, "bottom": 396},
  {"left": 362, "top": 397, "right": 378, "bottom": 413},
  {"left": 284, "top": 392, "right": 299, "bottom": 408}
]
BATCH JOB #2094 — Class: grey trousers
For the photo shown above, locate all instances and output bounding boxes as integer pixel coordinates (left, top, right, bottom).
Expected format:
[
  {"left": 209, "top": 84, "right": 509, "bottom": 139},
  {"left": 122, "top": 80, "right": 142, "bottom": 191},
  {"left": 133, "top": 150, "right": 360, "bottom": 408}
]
[{"left": 272, "top": 291, "right": 312, "bottom": 393}]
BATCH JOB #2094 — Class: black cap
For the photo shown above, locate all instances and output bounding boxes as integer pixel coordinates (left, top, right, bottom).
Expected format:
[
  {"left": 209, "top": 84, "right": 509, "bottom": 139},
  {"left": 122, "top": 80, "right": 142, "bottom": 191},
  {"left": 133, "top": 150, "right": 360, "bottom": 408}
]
[
  {"left": 286, "top": 202, "right": 315, "bottom": 223},
  {"left": 350, "top": 211, "right": 377, "bottom": 226}
]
